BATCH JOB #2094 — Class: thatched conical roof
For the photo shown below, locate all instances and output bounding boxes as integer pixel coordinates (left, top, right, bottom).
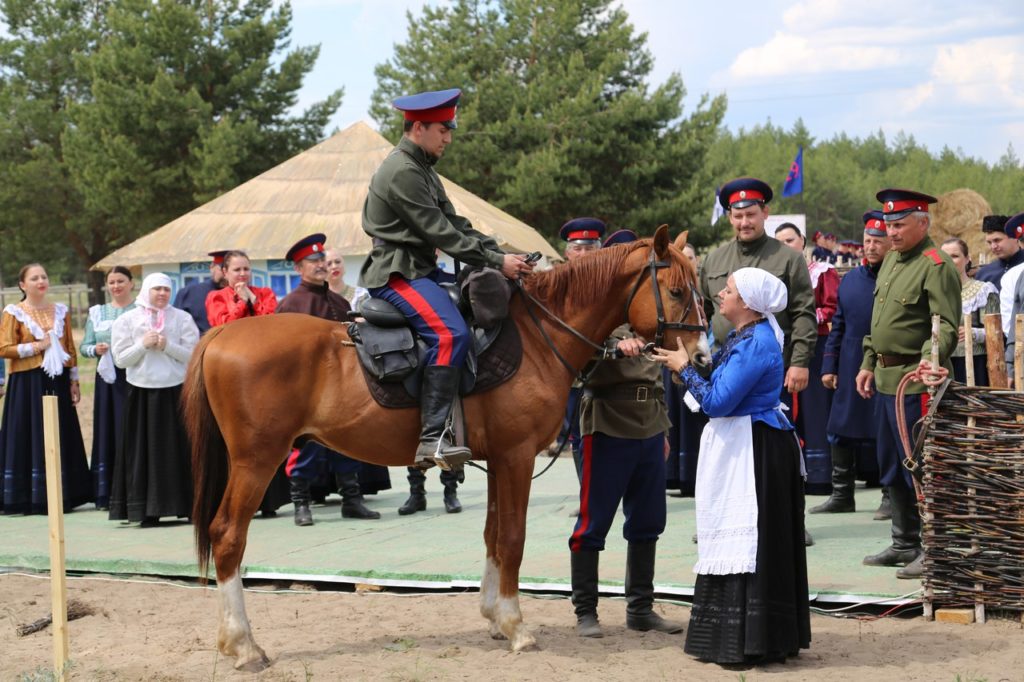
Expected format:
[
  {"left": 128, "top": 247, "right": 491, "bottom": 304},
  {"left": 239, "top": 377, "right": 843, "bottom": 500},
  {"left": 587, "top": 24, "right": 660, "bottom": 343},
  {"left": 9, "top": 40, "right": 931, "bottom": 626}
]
[{"left": 95, "top": 121, "right": 558, "bottom": 268}]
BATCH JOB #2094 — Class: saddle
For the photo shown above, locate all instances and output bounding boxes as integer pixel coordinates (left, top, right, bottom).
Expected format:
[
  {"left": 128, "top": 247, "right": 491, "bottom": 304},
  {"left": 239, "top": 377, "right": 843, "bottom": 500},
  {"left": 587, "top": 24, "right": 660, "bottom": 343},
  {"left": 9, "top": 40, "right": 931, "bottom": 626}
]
[{"left": 348, "top": 276, "right": 522, "bottom": 409}]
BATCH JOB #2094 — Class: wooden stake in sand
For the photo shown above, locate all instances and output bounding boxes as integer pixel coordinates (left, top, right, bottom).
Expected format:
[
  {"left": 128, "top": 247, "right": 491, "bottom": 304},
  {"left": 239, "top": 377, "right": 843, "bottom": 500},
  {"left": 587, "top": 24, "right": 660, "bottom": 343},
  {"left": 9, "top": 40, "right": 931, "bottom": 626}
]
[
  {"left": 43, "top": 395, "right": 69, "bottom": 679},
  {"left": 984, "top": 313, "right": 1007, "bottom": 388},
  {"left": 962, "top": 313, "right": 985, "bottom": 624}
]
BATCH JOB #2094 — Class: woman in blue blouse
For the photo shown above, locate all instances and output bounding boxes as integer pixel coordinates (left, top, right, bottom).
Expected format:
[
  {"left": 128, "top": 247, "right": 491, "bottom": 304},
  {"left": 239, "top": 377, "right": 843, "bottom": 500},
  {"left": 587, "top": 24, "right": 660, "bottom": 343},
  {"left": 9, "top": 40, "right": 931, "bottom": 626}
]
[
  {"left": 80, "top": 266, "right": 136, "bottom": 510},
  {"left": 654, "top": 267, "right": 810, "bottom": 666}
]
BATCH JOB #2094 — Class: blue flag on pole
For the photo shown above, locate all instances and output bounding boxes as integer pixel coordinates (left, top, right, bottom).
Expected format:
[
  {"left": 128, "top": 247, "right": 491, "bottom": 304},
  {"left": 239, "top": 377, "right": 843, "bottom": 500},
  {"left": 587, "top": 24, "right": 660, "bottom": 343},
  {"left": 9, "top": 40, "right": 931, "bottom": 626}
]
[
  {"left": 782, "top": 146, "right": 803, "bottom": 197},
  {"left": 711, "top": 187, "right": 725, "bottom": 225}
]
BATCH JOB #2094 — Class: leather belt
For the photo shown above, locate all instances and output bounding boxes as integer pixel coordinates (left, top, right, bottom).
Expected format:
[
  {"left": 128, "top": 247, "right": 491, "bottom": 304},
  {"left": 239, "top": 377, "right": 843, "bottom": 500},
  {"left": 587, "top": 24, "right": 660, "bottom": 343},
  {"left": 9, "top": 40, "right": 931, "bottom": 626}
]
[
  {"left": 877, "top": 353, "right": 919, "bottom": 368},
  {"left": 588, "top": 384, "right": 654, "bottom": 401}
]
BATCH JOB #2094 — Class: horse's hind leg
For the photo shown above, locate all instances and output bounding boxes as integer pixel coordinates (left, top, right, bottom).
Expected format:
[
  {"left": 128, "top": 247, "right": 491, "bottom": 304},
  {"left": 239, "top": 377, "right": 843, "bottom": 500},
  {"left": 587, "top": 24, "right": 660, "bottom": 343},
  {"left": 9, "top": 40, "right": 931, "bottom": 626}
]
[
  {"left": 211, "top": 462, "right": 276, "bottom": 671},
  {"left": 492, "top": 455, "right": 537, "bottom": 651},
  {"left": 480, "top": 470, "right": 504, "bottom": 639}
]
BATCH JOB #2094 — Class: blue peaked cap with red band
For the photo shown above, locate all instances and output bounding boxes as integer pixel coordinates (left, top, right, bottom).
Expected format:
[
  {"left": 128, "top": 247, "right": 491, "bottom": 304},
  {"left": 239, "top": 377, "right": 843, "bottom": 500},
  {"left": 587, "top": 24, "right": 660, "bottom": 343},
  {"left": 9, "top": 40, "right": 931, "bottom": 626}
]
[
  {"left": 1005, "top": 213, "right": 1024, "bottom": 240},
  {"left": 393, "top": 88, "right": 461, "bottom": 129},
  {"left": 286, "top": 233, "right": 327, "bottom": 262},
  {"left": 719, "top": 177, "right": 773, "bottom": 210},
  {"left": 560, "top": 217, "right": 606, "bottom": 243},
  {"left": 862, "top": 210, "right": 887, "bottom": 237},
  {"left": 876, "top": 188, "right": 938, "bottom": 221},
  {"left": 602, "top": 229, "right": 638, "bottom": 248}
]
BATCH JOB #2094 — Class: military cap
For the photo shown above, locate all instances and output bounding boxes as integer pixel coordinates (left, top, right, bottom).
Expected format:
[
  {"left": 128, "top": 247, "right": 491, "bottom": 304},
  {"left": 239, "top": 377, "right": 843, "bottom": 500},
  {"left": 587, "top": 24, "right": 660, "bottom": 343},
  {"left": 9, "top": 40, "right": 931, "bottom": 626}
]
[
  {"left": 719, "top": 177, "right": 773, "bottom": 210},
  {"left": 560, "top": 217, "right": 606, "bottom": 244},
  {"left": 862, "top": 210, "right": 887, "bottom": 237},
  {"left": 1005, "top": 213, "right": 1024, "bottom": 240},
  {"left": 392, "top": 88, "right": 461, "bottom": 129},
  {"left": 876, "top": 188, "right": 938, "bottom": 221},
  {"left": 980, "top": 214, "right": 1011, "bottom": 235},
  {"left": 286, "top": 233, "right": 327, "bottom": 262},
  {"left": 811, "top": 230, "right": 825, "bottom": 242},
  {"left": 207, "top": 250, "right": 229, "bottom": 266},
  {"left": 602, "top": 229, "right": 638, "bottom": 247}
]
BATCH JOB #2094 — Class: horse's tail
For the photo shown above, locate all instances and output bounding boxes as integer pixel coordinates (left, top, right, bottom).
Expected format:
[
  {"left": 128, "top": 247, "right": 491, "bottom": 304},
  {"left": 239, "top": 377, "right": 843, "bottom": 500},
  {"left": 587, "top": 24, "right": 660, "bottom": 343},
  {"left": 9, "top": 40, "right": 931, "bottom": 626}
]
[{"left": 181, "top": 325, "right": 230, "bottom": 582}]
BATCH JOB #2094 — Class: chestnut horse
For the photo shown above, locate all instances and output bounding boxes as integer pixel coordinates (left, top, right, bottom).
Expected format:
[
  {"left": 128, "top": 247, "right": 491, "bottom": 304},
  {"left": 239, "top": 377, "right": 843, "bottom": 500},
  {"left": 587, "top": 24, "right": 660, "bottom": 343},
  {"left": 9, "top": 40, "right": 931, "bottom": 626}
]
[{"left": 182, "top": 226, "right": 710, "bottom": 671}]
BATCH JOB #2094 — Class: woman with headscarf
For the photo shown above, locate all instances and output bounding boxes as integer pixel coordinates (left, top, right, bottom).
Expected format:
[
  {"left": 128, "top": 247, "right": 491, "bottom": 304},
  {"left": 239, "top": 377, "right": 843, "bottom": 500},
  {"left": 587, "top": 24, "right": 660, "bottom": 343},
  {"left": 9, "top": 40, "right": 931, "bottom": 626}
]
[
  {"left": 80, "top": 265, "right": 136, "bottom": 510},
  {"left": 0, "top": 263, "right": 91, "bottom": 514},
  {"left": 653, "top": 267, "right": 811, "bottom": 666},
  {"left": 109, "top": 273, "right": 199, "bottom": 525}
]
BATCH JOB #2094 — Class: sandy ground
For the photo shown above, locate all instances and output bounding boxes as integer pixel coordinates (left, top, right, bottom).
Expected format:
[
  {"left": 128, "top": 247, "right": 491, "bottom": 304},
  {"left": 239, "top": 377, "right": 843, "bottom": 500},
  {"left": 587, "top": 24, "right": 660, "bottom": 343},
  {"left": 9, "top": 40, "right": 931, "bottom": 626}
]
[{"left": 1, "top": 573, "right": 1022, "bottom": 682}]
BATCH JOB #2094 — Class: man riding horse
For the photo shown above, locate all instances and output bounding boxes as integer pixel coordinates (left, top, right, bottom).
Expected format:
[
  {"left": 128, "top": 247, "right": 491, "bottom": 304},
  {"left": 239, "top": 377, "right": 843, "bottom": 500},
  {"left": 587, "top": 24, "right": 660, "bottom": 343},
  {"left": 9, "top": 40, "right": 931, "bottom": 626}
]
[{"left": 358, "top": 87, "right": 535, "bottom": 471}]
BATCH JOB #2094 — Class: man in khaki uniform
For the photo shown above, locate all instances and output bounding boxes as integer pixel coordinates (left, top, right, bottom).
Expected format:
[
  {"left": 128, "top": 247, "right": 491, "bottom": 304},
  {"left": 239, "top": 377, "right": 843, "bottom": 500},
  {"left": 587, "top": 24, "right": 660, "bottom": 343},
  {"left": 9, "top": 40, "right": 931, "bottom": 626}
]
[{"left": 856, "top": 188, "right": 960, "bottom": 579}]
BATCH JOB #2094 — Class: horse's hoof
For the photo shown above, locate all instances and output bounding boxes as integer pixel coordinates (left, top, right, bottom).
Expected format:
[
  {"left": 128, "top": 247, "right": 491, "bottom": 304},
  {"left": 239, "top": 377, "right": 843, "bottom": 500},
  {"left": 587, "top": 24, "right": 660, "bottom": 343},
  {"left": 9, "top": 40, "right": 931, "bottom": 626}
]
[
  {"left": 511, "top": 630, "right": 537, "bottom": 652},
  {"left": 489, "top": 622, "right": 507, "bottom": 640},
  {"left": 234, "top": 650, "right": 271, "bottom": 672}
]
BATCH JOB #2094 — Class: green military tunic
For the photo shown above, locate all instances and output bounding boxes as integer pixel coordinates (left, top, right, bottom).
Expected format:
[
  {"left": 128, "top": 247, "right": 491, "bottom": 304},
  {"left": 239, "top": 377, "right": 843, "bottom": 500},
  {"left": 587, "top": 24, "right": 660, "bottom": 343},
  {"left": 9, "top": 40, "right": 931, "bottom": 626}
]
[
  {"left": 861, "top": 236, "right": 961, "bottom": 395},
  {"left": 579, "top": 325, "right": 670, "bottom": 439},
  {"left": 359, "top": 137, "right": 505, "bottom": 288},
  {"left": 699, "top": 231, "right": 817, "bottom": 369}
]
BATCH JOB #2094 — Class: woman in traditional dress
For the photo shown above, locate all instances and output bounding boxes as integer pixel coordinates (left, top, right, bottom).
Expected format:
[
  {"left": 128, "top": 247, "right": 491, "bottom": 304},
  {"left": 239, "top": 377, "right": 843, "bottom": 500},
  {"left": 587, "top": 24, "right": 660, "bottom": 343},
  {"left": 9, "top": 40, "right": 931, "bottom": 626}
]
[
  {"left": 653, "top": 267, "right": 811, "bottom": 666},
  {"left": 205, "top": 250, "right": 277, "bottom": 325},
  {"left": 940, "top": 238, "right": 998, "bottom": 386},
  {"left": 0, "top": 263, "right": 92, "bottom": 514},
  {"left": 109, "top": 273, "right": 199, "bottom": 525},
  {"left": 205, "top": 251, "right": 289, "bottom": 516},
  {"left": 80, "top": 265, "right": 136, "bottom": 510}
]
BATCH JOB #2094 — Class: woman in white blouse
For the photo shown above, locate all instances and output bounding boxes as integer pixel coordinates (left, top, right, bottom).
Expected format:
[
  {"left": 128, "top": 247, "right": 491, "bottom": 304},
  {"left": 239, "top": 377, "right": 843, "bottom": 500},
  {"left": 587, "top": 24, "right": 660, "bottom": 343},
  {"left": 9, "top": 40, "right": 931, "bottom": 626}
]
[{"left": 110, "top": 273, "right": 199, "bottom": 526}]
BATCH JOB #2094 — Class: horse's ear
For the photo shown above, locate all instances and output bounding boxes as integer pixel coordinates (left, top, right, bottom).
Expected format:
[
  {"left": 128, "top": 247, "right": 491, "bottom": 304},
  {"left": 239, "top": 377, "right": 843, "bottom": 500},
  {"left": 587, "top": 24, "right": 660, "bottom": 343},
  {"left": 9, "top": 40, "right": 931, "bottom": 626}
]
[
  {"left": 653, "top": 224, "right": 670, "bottom": 259},
  {"left": 673, "top": 231, "right": 689, "bottom": 250}
]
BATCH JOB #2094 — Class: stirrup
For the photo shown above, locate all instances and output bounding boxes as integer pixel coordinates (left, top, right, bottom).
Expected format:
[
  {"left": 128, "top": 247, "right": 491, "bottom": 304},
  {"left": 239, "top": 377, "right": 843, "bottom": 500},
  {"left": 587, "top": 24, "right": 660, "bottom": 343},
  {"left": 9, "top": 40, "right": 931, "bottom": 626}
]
[{"left": 433, "top": 446, "right": 472, "bottom": 472}]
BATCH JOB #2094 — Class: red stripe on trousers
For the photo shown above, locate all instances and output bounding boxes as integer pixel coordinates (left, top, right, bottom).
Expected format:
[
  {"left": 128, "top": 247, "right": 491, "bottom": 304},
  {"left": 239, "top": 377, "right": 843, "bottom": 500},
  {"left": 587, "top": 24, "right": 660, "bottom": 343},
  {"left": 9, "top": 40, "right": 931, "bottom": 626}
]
[
  {"left": 389, "top": 276, "right": 454, "bottom": 366},
  {"left": 920, "top": 392, "right": 930, "bottom": 416},
  {"left": 569, "top": 435, "right": 594, "bottom": 552},
  {"left": 285, "top": 448, "right": 300, "bottom": 477}
]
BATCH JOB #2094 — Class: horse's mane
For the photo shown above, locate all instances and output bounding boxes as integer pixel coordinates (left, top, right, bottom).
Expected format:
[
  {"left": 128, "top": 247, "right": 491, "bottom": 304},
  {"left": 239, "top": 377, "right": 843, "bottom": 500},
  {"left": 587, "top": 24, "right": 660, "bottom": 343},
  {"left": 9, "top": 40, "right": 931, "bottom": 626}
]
[{"left": 523, "top": 239, "right": 694, "bottom": 313}]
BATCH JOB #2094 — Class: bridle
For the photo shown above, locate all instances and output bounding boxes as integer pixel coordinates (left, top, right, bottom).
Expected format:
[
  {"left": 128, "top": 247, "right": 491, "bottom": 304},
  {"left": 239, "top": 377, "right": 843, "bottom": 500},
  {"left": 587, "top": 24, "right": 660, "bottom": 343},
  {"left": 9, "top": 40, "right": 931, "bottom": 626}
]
[{"left": 622, "top": 250, "right": 707, "bottom": 348}]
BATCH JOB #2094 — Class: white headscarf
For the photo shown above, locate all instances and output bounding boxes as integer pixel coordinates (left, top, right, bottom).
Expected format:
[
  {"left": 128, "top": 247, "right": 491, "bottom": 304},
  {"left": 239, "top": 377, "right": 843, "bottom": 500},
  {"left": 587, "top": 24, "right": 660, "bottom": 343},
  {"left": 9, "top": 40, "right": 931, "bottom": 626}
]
[
  {"left": 134, "top": 273, "right": 174, "bottom": 333},
  {"left": 732, "top": 267, "right": 787, "bottom": 350}
]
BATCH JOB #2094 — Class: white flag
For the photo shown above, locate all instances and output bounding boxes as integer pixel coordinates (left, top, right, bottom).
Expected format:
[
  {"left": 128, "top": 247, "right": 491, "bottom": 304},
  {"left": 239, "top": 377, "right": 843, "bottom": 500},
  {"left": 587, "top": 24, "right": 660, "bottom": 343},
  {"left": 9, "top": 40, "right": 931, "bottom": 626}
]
[{"left": 711, "top": 187, "right": 725, "bottom": 225}]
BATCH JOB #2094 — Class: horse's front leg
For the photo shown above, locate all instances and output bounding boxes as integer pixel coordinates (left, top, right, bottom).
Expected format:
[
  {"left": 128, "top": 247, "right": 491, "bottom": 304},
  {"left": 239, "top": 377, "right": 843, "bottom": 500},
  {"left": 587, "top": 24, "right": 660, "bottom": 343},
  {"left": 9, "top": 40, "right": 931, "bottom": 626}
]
[
  {"left": 212, "top": 463, "right": 276, "bottom": 671},
  {"left": 479, "top": 468, "right": 504, "bottom": 639},
  {"left": 492, "top": 454, "right": 537, "bottom": 651}
]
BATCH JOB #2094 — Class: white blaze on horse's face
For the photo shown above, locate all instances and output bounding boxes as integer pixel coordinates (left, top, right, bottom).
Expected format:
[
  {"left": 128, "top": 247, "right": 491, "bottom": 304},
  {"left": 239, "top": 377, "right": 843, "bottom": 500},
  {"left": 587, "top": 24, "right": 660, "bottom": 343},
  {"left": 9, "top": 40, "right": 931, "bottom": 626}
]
[{"left": 693, "top": 331, "right": 711, "bottom": 369}]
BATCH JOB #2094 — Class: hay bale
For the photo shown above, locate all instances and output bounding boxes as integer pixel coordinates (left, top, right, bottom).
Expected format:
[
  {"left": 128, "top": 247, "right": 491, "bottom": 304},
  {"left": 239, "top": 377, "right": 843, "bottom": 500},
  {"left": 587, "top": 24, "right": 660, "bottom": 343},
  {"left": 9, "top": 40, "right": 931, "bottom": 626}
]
[{"left": 931, "top": 189, "right": 992, "bottom": 263}]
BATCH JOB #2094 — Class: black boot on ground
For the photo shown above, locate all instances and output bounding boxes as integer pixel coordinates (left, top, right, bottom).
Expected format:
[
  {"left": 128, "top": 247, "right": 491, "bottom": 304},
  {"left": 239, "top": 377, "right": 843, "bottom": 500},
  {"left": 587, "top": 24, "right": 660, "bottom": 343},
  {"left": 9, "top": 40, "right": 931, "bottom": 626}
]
[
  {"left": 570, "top": 550, "right": 603, "bottom": 638},
  {"left": 624, "top": 541, "right": 684, "bottom": 634},
  {"left": 398, "top": 467, "right": 427, "bottom": 516},
  {"left": 441, "top": 468, "right": 462, "bottom": 513},
  {"left": 290, "top": 476, "right": 314, "bottom": 527},
  {"left": 863, "top": 484, "right": 922, "bottom": 567},
  {"left": 415, "top": 365, "right": 472, "bottom": 471},
  {"left": 874, "top": 487, "right": 893, "bottom": 521},
  {"left": 810, "top": 443, "right": 856, "bottom": 513},
  {"left": 338, "top": 472, "right": 380, "bottom": 520}
]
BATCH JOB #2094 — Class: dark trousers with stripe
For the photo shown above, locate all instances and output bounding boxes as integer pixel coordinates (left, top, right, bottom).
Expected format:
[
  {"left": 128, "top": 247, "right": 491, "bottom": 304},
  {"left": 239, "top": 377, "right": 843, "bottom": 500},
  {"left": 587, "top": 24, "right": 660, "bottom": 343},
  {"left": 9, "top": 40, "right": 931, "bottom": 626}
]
[
  {"left": 286, "top": 442, "right": 362, "bottom": 481},
  {"left": 568, "top": 432, "right": 667, "bottom": 552},
  {"left": 874, "top": 392, "right": 927, "bottom": 489},
  {"left": 368, "top": 272, "right": 471, "bottom": 367}
]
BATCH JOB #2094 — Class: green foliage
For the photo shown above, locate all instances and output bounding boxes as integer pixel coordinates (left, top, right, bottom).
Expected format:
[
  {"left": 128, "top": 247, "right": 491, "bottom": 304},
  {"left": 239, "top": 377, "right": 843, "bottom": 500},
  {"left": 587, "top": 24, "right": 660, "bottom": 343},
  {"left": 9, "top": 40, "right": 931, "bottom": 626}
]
[
  {"left": 0, "top": 0, "right": 341, "bottom": 295},
  {"left": 707, "top": 121, "right": 1024, "bottom": 241},
  {"left": 371, "top": 0, "right": 728, "bottom": 249}
]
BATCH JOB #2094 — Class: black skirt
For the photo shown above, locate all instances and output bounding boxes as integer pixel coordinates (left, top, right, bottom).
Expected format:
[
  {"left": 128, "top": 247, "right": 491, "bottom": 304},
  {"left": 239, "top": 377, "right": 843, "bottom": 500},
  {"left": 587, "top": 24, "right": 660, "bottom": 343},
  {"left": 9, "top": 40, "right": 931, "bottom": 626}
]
[
  {"left": 0, "top": 368, "right": 92, "bottom": 514},
  {"left": 108, "top": 384, "right": 192, "bottom": 522},
  {"left": 684, "top": 421, "right": 811, "bottom": 664},
  {"left": 90, "top": 366, "right": 128, "bottom": 509}
]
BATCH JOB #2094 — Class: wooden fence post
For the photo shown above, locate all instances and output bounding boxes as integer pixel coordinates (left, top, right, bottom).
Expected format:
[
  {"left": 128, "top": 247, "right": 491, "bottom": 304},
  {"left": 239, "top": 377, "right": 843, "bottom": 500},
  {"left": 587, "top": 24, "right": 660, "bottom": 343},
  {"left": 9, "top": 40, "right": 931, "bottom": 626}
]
[{"left": 43, "top": 396, "right": 69, "bottom": 679}]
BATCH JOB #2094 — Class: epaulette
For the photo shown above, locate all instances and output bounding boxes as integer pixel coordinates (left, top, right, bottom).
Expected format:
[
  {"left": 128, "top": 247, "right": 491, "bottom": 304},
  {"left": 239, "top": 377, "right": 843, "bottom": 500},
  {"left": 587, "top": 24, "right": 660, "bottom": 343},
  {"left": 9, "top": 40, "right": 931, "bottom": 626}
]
[{"left": 923, "top": 249, "right": 943, "bottom": 265}]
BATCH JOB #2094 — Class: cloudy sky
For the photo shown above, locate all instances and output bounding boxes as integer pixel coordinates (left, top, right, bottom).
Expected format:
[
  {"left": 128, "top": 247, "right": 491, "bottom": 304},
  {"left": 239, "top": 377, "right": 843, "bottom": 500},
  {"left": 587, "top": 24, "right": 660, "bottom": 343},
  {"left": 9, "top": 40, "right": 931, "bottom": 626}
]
[{"left": 288, "top": 0, "right": 1023, "bottom": 165}]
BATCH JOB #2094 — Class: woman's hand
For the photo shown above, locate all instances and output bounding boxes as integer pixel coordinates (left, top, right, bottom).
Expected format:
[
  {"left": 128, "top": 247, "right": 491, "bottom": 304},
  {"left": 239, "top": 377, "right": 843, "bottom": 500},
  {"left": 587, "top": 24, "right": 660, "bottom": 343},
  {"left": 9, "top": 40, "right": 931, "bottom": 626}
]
[
  {"left": 234, "top": 281, "right": 255, "bottom": 302},
  {"left": 94, "top": 342, "right": 109, "bottom": 356},
  {"left": 70, "top": 382, "right": 80, "bottom": 405},
  {"left": 156, "top": 334, "right": 167, "bottom": 351},
  {"left": 651, "top": 338, "right": 691, "bottom": 373},
  {"left": 142, "top": 330, "right": 160, "bottom": 349},
  {"left": 37, "top": 335, "right": 52, "bottom": 352}
]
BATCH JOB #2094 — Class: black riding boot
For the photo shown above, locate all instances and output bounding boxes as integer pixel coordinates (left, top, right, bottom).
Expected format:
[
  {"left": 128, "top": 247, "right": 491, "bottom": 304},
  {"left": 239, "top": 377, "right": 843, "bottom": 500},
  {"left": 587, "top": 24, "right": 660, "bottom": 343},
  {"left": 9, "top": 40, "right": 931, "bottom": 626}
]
[
  {"left": 337, "top": 473, "right": 380, "bottom": 520},
  {"left": 398, "top": 467, "right": 427, "bottom": 516},
  {"left": 810, "top": 443, "right": 856, "bottom": 513},
  {"left": 571, "top": 550, "right": 602, "bottom": 638},
  {"left": 290, "top": 477, "right": 314, "bottom": 527},
  {"left": 625, "top": 541, "right": 684, "bottom": 634},
  {"left": 441, "top": 468, "right": 462, "bottom": 514},
  {"left": 863, "top": 484, "right": 922, "bottom": 567},
  {"left": 415, "top": 365, "right": 472, "bottom": 471},
  {"left": 874, "top": 487, "right": 893, "bottom": 521}
]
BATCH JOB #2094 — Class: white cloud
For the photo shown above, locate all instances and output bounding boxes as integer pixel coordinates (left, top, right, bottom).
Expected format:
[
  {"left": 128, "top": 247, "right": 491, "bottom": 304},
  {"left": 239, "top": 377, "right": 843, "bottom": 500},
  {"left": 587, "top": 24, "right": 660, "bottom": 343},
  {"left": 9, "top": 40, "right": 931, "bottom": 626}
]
[
  {"left": 729, "top": 30, "right": 896, "bottom": 79},
  {"left": 930, "top": 36, "right": 1024, "bottom": 108}
]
